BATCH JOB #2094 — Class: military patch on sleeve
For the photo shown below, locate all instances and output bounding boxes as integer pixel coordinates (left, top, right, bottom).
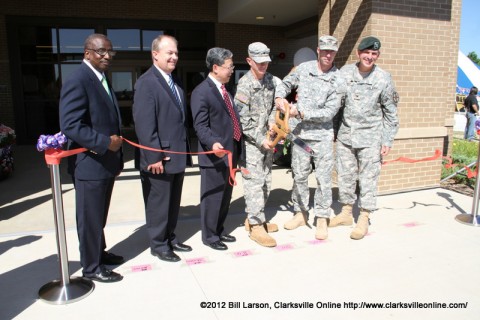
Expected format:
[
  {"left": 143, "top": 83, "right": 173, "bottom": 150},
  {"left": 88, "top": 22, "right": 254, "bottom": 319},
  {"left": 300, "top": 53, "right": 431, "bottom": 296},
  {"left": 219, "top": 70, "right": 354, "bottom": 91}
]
[
  {"left": 393, "top": 91, "right": 400, "bottom": 103},
  {"left": 236, "top": 93, "right": 249, "bottom": 104}
]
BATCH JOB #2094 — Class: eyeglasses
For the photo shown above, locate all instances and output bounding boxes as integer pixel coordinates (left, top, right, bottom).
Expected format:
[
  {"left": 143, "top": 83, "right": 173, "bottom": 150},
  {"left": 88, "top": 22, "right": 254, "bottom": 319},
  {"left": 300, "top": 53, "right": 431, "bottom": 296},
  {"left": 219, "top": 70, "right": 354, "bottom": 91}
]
[
  {"left": 218, "top": 64, "right": 235, "bottom": 71},
  {"left": 86, "top": 48, "right": 117, "bottom": 57}
]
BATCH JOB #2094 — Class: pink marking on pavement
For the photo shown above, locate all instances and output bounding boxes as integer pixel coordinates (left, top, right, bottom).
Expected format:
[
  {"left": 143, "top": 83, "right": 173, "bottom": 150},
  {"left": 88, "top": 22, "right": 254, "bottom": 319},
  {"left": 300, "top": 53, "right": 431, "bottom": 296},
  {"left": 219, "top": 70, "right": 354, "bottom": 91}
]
[
  {"left": 276, "top": 243, "right": 295, "bottom": 251},
  {"left": 131, "top": 264, "right": 152, "bottom": 272},
  {"left": 186, "top": 257, "right": 208, "bottom": 265},
  {"left": 402, "top": 222, "right": 421, "bottom": 228},
  {"left": 232, "top": 250, "right": 253, "bottom": 258},
  {"left": 308, "top": 239, "right": 328, "bottom": 245}
]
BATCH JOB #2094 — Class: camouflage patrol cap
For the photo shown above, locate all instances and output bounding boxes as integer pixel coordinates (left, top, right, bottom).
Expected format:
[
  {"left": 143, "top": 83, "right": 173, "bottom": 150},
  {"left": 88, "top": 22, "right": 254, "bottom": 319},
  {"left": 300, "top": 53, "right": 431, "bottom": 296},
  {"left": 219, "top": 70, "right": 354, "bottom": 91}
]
[
  {"left": 358, "top": 36, "right": 381, "bottom": 51},
  {"left": 318, "top": 35, "right": 338, "bottom": 51},
  {"left": 248, "top": 42, "right": 272, "bottom": 63}
]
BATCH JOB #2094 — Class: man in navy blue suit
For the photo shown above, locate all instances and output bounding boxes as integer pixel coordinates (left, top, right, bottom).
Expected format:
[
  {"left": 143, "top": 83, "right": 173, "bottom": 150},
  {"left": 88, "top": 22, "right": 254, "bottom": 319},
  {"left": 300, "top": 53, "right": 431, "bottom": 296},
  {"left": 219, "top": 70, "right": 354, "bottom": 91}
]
[
  {"left": 191, "top": 47, "right": 245, "bottom": 251},
  {"left": 133, "top": 35, "right": 192, "bottom": 263},
  {"left": 60, "top": 34, "right": 124, "bottom": 283}
]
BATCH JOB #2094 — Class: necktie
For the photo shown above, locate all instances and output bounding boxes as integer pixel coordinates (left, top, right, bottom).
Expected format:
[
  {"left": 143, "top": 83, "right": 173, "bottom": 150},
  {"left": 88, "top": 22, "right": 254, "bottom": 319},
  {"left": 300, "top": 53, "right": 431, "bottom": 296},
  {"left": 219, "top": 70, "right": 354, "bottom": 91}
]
[
  {"left": 101, "top": 76, "right": 112, "bottom": 100},
  {"left": 221, "top": 84, "right": 242, "bottom": 141},
  {"left": 168, "top": 74, "right": 182, "bottom": 108}
]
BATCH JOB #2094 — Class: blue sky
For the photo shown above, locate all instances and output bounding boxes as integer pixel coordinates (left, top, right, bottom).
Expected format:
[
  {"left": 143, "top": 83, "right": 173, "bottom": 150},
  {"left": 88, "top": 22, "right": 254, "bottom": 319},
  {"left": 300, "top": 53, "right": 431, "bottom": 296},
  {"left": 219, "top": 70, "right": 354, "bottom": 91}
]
[{"left": 459, "top": 0, "right": 479, "bottom": 55}]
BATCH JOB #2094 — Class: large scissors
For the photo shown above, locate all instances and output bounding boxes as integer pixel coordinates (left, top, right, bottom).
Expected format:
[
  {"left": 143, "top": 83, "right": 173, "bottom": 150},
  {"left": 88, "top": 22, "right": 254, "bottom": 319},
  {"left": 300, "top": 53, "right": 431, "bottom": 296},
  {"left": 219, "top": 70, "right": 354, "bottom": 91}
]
[{"left": 268, "top": 101, "right": 314, "bottom": 155}]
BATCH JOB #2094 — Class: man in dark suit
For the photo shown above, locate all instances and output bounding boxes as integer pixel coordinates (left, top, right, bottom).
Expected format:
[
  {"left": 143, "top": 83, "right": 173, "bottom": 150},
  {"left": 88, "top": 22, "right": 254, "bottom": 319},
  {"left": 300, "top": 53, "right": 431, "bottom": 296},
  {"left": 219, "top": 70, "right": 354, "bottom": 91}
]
[
  {"left": 132, "top": 35, "right": 192, "bottom": 262},
  {"left": 191, "top": 47, "right": 245, "bottom": 251},
  {"left": 60, "top": 34, "right": 124, "bottom": 283}
]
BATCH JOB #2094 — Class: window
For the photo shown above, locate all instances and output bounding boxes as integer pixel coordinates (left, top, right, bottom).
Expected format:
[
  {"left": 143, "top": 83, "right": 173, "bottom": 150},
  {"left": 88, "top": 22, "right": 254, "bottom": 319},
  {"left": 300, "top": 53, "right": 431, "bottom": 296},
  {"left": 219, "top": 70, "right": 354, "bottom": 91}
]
[
  {"left": 142, "top": 30, "right": 164, "bottom": 50},
  {"left": 10, "top": 17, "right": 214, "bottom": 142},
  {"left": 60, "top": 64, "right": 81, "bottom": 84},
  {"left": 107, "top": 29, "right": 141, "bottom": 51},
  {"left": 58, "top": 29, "right": 94, "bottom": 54},
  {"left": 107, "top": 29, "right": 166, "bottom": 51},
  {"left": 19, "top": 26, "right": 57, "bottom": 62},
  {"left": 111, "top": 71, "right": 134, "bottom": 100}
]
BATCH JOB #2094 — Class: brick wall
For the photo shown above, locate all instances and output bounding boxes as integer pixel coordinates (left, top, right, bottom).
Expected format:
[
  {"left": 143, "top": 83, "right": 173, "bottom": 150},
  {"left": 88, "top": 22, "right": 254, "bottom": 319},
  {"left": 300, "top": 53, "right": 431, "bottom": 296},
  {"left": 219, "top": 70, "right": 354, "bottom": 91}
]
[
  {"left": 324, "top": 0, "right": 461, "bottom": 193},
  {"left": 379, "top": 138, "right": 444, "bottom": 193}
]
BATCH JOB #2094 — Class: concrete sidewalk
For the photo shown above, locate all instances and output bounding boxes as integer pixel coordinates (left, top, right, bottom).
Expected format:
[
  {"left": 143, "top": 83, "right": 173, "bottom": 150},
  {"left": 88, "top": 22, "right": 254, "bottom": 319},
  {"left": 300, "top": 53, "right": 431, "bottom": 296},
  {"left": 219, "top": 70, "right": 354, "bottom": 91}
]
[{"left": 0, "top": 144, "right": 479, "bottom": 320}]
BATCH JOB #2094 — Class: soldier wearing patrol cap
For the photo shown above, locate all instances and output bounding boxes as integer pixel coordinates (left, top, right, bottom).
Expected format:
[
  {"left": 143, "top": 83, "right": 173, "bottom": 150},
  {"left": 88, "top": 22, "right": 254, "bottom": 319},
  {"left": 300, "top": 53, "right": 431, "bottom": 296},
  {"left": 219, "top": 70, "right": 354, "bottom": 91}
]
[
  {"left": 275, "top": 35, "right": 345, "bottom": 240},
  {"left": 234, "top": 42, "right": 279, "bottom": 247},
  {"left": 331, "top": 36, "right": 399, "bottom": 240}
]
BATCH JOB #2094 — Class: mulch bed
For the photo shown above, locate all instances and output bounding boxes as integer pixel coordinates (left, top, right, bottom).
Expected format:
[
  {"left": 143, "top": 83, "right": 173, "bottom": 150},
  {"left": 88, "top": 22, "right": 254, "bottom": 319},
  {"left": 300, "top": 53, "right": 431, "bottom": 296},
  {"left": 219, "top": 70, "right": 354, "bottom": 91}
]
[{"left": 440, "top": 179, "right": 474, "bottom": 197}]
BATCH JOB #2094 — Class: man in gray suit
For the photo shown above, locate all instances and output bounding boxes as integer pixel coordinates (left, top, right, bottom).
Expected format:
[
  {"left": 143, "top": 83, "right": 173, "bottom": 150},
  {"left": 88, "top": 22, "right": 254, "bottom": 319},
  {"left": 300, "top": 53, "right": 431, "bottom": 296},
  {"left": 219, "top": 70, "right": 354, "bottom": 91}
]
[{"left": 133, "top": 35, "right": 192, "bottom": 262}]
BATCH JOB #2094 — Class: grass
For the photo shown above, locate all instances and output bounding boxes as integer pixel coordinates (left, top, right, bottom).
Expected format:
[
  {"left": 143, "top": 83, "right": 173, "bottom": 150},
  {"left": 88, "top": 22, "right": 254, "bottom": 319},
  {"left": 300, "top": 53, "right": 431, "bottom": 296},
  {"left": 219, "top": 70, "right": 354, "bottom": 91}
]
[{"left": 442, "top": 137, "right": 479, "bottom": 186}]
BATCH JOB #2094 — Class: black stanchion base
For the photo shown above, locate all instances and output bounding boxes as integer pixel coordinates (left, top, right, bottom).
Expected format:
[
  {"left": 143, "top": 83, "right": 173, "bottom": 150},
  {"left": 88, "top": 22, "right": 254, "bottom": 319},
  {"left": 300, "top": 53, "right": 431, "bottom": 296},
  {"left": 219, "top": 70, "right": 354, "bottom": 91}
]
[
  {"left": 455, "top": 214, "right": 480, "bottom": 227},
  {"left": 38, "top": 277, "right": 95, "bottom": 305}
]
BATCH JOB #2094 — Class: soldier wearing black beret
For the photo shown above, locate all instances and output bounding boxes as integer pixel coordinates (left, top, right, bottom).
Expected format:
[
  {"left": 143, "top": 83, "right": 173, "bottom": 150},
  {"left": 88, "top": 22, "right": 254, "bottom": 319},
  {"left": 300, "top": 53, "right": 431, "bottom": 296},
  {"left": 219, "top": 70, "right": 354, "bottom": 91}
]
[
  {"left": 331, "top": 36, "right": 399, "bottom": 240},
  {"left": 358, "top": 36, "right": 381, "bottom": 51}
]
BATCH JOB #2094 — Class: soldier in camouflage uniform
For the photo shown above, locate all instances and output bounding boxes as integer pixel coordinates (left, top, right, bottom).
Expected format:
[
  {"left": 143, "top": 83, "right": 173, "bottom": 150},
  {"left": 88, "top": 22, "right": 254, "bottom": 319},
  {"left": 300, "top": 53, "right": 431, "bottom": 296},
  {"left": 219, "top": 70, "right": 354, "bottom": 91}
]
[
  {"left": 234, "top": 42, "right": 279, "bottom": 247},
  {"left": 331, "top": 36, "right": 399, "bottom": 240},
  {"left": 275, "top": 35, "right": 345, "bottom": 240}
]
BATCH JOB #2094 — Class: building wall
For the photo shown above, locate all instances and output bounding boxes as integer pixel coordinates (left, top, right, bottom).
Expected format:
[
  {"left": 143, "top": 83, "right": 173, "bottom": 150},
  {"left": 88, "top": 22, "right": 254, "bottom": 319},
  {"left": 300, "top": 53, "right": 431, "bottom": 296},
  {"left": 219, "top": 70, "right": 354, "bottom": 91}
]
[
  {"left": 216, "top": 23, "right": 316, "bottom": 77},
  {"left": 0, "top": 0, "right": 316, "bottom": 129},
  {"left": 0, "top": 0, "right": 219, "bottom": 128},
  {"left": 0, "top": 0, "right": 462, "bottom": 194},
  {"left": 323, "top": 0, "right": 461, "bottom": 193},
  {"left": 0, "top": 12, "right": 12, "bottom": 126}
]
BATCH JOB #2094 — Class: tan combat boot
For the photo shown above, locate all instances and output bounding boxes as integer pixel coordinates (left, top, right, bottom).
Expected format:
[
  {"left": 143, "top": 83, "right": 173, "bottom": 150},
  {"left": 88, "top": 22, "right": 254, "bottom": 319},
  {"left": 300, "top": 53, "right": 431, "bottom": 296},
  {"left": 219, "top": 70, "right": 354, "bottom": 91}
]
[
  {"left": 244, "top": 218, "right": 279, "bottom": 233},
  {"left": 284, "top": 211, "right": 308, "bottom": 230},
  {"left": 315, "top": 217, "right": 328, "bottom": 240},
  {"left": 350, "top": 209, "right": 370, "bottom": 240},
  {"left": 329, "top": 204, "right": 353, "bottom": 227},
  {"left": 249, "top": 224, "right": 277, "bottom": 247}
]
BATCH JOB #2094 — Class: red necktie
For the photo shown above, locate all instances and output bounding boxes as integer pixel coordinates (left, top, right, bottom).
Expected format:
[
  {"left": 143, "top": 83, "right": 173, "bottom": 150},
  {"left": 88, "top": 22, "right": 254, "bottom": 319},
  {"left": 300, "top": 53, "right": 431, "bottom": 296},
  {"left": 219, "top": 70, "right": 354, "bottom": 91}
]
[{"left": 221, "top": 84, "right": 242, "bottom": 141}]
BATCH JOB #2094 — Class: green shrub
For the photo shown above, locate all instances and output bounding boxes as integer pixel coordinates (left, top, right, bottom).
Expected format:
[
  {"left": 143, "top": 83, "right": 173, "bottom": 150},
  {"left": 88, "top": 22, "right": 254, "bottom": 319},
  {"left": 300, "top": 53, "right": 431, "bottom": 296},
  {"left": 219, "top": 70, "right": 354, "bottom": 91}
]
[{"left": 442, "top": 139, "right": 478, "bottom": 186}]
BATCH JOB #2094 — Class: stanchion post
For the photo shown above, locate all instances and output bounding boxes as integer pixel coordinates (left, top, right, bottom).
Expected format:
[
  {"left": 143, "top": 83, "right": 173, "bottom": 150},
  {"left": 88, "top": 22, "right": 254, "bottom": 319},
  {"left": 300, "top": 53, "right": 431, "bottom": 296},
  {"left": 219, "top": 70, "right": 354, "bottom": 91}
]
[
  {"left": 455, "top": 139, "right": 480, "bottom": 226},
  {"left": 38, "top": 162, "right": 94, "bottom": 304}
]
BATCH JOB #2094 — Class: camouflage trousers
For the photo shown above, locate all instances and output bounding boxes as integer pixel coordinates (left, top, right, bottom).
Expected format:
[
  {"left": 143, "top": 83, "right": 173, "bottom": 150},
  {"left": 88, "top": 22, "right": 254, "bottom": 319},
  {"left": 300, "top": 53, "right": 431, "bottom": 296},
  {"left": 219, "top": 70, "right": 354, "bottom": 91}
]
[
  {"left": 291, "top": 139, "right": 333, "bottom": 217},
  {"left": 336, "top": 141, "right": 382, "bottom": 211},
  {"left": 241, "top": 143, "right": 273, "bottom": 224}
]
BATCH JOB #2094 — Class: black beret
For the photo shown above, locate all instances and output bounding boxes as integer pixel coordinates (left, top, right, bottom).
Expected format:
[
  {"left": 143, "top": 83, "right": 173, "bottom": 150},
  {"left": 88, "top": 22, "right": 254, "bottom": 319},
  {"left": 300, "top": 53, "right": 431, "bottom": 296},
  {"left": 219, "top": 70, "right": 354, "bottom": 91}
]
[{"left": 358, "top": 36, "right": 381, "bottom": 51}]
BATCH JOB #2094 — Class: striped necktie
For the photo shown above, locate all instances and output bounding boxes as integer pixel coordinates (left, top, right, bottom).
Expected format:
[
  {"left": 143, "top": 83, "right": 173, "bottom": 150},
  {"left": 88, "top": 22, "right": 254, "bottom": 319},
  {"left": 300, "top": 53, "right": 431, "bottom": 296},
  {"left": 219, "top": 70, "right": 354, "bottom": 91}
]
[{"left": 168, "top": 74, "right": 182, "bottom": 107}]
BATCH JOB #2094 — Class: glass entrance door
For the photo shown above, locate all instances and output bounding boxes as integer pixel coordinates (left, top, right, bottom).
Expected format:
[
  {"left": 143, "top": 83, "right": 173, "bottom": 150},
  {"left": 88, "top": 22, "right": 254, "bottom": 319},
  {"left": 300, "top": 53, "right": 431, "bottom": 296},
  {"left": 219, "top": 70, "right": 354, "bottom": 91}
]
[
  {"left": 108, "top": 67, "right": 138, "bottom": 128},
  {"left": 108, "top": 65, "right": 148, "bottom": 128}
]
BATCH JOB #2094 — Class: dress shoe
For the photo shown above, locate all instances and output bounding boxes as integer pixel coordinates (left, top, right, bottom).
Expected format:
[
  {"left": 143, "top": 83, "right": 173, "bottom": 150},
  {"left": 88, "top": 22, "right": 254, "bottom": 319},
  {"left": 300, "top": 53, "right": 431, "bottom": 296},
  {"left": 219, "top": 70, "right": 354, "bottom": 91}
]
[
  {"left": 206, "top": 240, "right": 228, "bottom": 251},
  {"left": 219, "top": 234, "right": 236, "bottom": 242},
  {"left": 171, "top": 243, "right": 192, "bottom": 252},
  {"left": 101, "top": 251, "right": 125, "bottom": 265},
  {"left": 84, "top": 267, "right": 123, "bottom": 283},
  {"left": 151, "top": 250, "right": 181, "bottom": 262}
]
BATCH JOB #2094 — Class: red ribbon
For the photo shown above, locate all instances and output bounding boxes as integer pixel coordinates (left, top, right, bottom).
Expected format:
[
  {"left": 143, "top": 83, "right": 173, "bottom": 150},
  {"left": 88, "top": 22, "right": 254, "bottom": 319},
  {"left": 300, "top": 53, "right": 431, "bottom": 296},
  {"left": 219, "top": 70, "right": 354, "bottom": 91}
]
[
  {"left": 121, "top": 137, "right": 246, "bottom": 186},
  {"left": 382, "top": 149, "right": 478, "bottom": 178},
  {"left": 44, "top": 148, "right": 88, "bottom": 165},
  {"left": 442, "top": 155, "right": 477, "bottom": 178},
  {"left": 42, "top": 138, "right": 246, "bottom": 185},
  {"left": 44, "top": 143, "right": 476, "bottom": 185},
  {"left": 382, "top": 149, "right": 442, "bottom": 165}
]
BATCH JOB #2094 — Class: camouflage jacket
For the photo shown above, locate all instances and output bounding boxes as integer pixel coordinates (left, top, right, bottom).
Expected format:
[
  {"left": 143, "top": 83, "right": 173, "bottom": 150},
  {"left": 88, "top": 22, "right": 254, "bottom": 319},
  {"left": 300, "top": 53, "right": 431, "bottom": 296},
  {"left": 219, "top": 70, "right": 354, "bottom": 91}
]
[
  {"left": 337, "top": 63, "right": 399, "bottom": 148},
  {"left": 275, "top": 60, "right": 344, "bottom": 141},
  {"left": 234, "top": 71, "right": 276, "bottom": 148}
]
